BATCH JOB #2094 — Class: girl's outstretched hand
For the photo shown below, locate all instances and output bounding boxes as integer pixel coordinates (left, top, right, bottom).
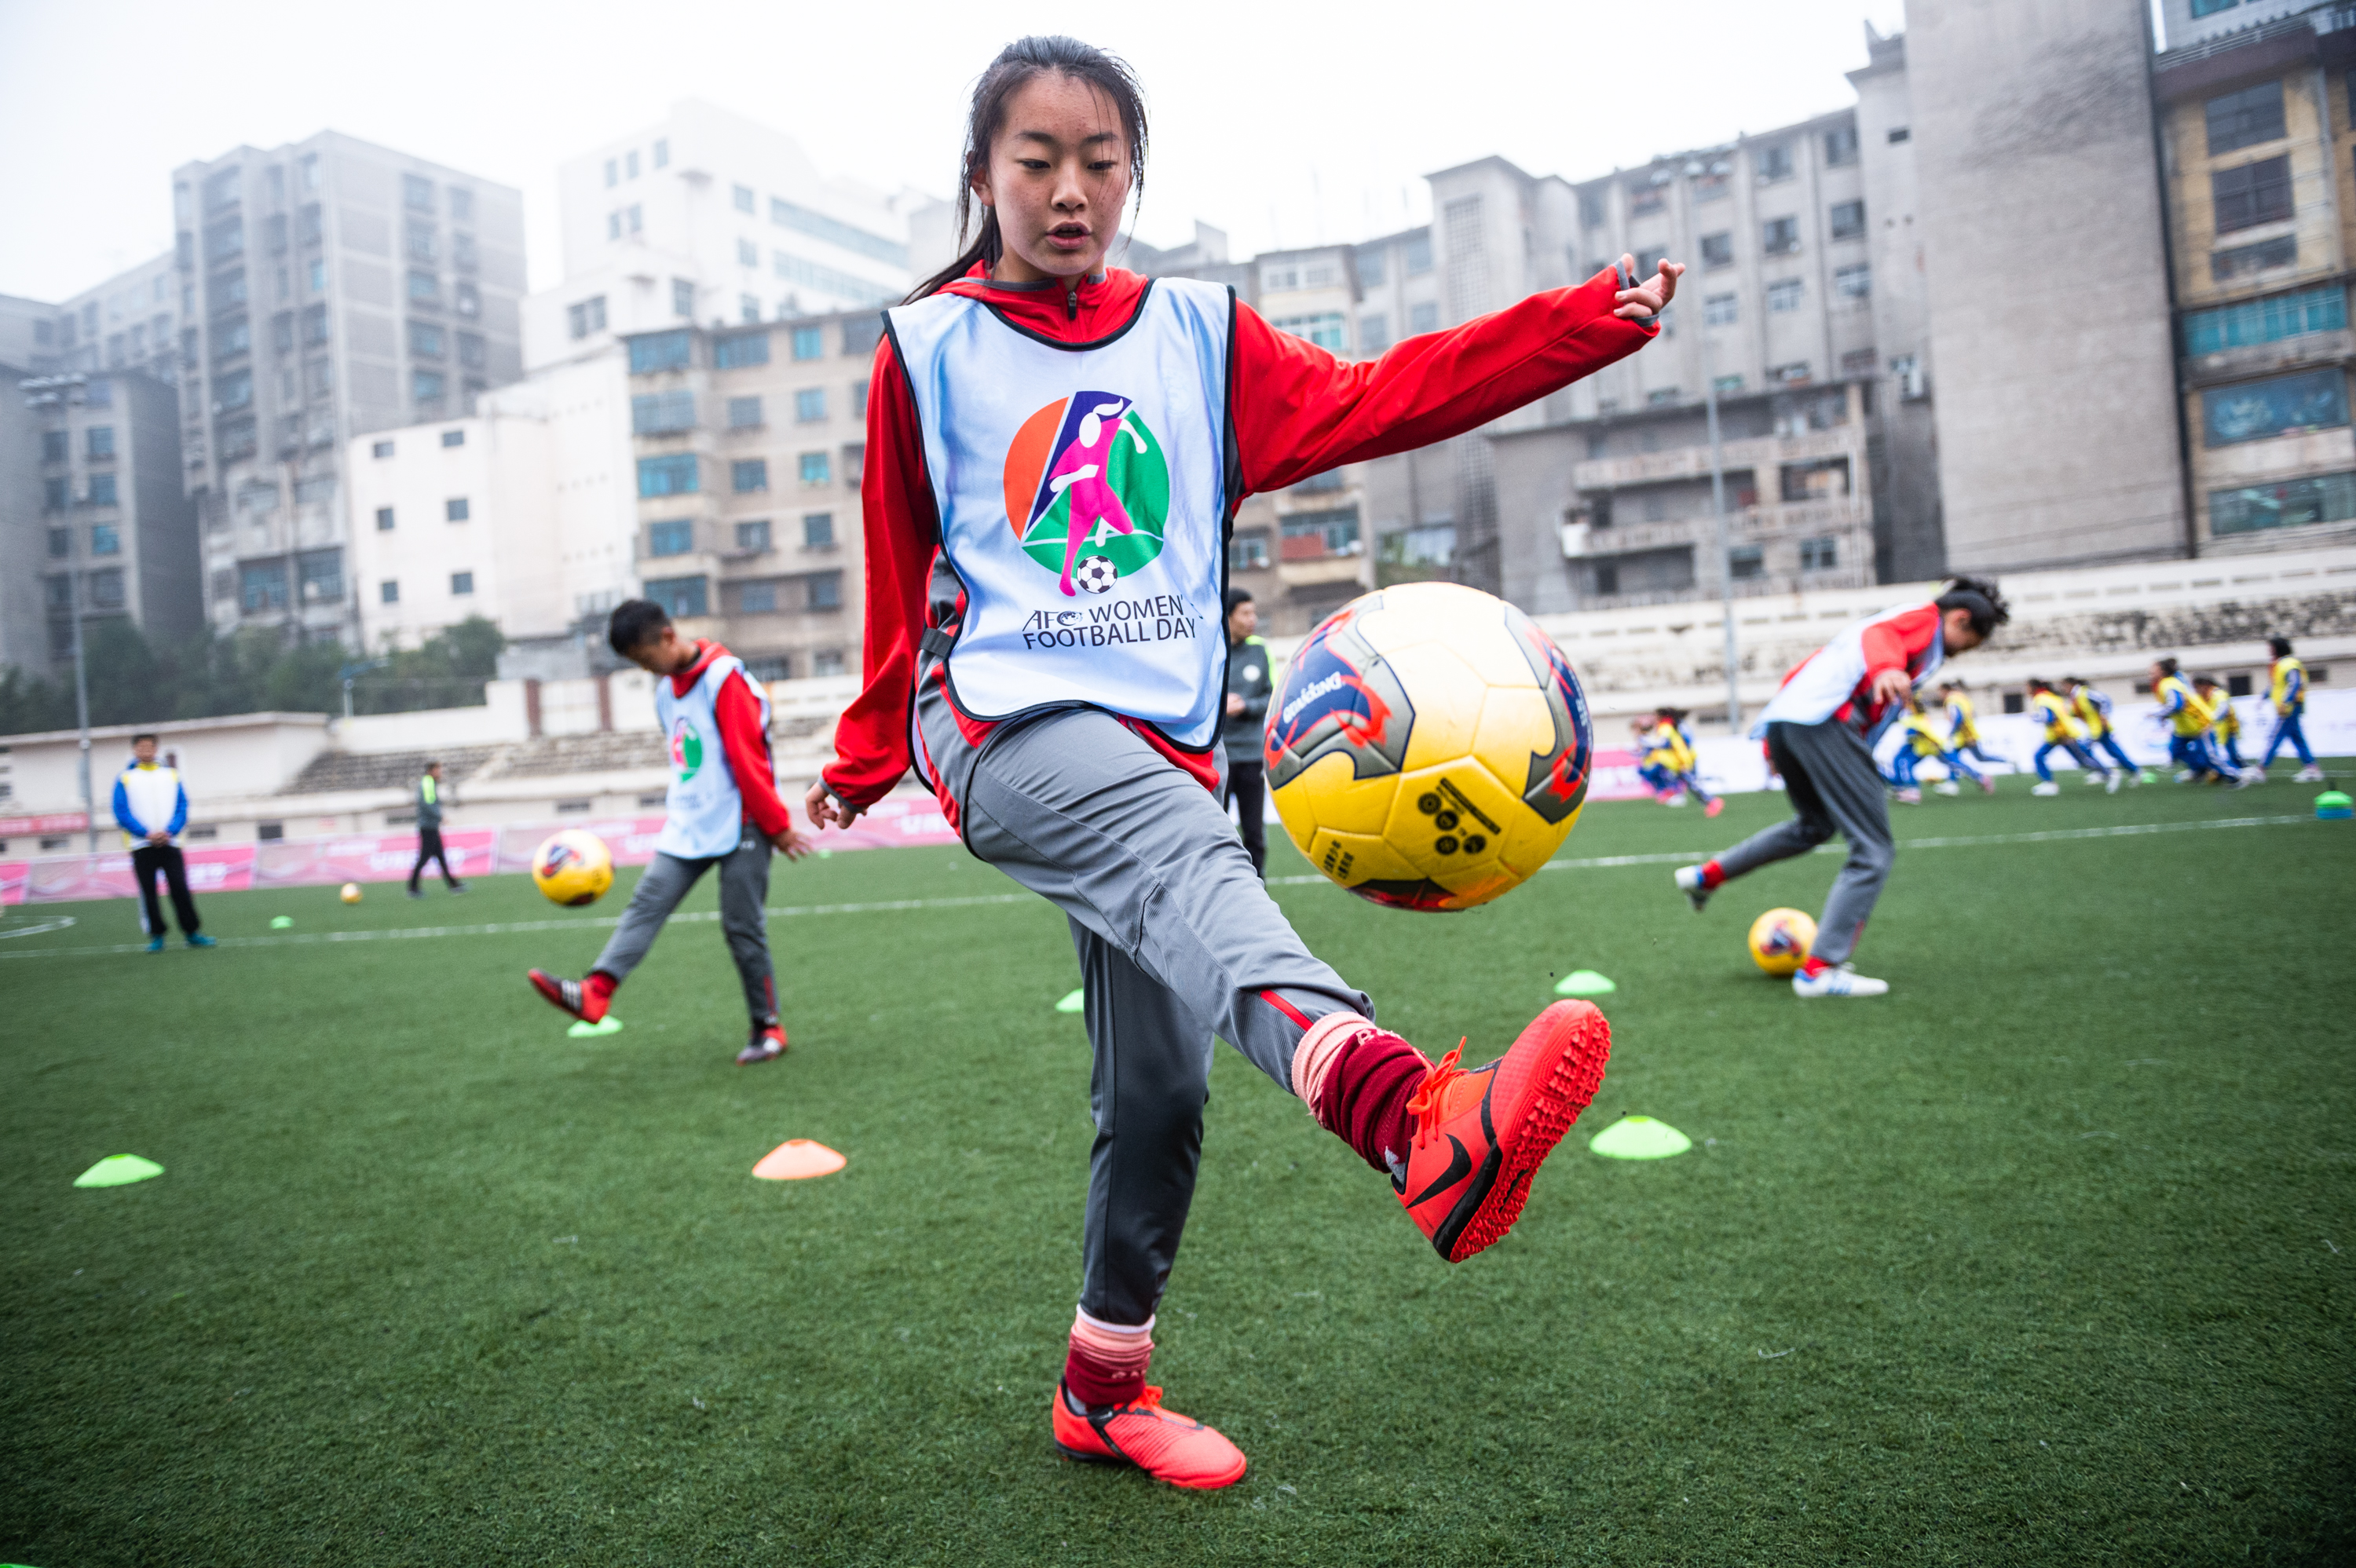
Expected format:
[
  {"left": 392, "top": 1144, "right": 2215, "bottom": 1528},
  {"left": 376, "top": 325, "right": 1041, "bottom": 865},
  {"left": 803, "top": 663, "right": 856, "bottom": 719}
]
[
  {"left": 804, "top": 779, "right": 864, "bottom": 832},
  {"left": 1614, "top": 253, "right": 1684, "bottom": 320}
]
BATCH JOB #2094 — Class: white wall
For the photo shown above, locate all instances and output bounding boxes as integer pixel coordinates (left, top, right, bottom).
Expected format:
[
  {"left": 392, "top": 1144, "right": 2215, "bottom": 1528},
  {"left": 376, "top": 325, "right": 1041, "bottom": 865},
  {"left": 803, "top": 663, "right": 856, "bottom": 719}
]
[{"left": 1, "top": 714, "right": 331, "bottom": 819}]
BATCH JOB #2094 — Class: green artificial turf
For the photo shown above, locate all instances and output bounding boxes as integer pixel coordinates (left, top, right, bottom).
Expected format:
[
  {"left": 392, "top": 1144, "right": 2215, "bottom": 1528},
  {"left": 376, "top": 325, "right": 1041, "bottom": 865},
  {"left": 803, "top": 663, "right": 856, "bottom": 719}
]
[{"left": 4, "top": 773, "right": 2352, "bottom": 1566}]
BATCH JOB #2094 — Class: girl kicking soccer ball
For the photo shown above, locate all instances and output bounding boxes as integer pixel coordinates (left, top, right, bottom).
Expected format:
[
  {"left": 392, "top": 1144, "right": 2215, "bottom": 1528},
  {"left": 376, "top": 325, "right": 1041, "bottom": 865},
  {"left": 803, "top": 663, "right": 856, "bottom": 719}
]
[{"left": 809, "top": 35, "right": 1677, "bottom": 1488}]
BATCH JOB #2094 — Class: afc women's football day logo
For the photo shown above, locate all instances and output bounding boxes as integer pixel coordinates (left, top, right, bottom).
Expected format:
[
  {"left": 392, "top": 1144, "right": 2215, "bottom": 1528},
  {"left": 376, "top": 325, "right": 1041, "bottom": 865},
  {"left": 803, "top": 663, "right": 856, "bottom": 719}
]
[{"left": 1001, "top": 391, "right": 1172, "bottom": 597}]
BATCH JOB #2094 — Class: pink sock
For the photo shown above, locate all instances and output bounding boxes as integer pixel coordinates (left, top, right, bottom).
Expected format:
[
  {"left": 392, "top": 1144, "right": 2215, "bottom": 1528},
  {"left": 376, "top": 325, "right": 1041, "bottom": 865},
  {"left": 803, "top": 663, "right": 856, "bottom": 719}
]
[{"left": 1063, "top": 1310, "right": 1152, "bottom": 1408}]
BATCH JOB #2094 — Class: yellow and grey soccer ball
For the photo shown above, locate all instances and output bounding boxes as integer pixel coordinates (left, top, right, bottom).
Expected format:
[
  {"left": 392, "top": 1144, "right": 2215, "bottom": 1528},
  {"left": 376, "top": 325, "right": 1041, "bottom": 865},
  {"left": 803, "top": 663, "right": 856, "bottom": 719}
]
[
  {"left": 1264, "top": 582, "right": 1596, "bottom": 912},
  {"left": 1747, "top": 908, "right": 1817, "bottom": 976},
  {"left": 532, "top": 828, "right": 613, "bottom": 908},
  {"left": 339, "top": 883, "right": 363, "bottom": 905}
]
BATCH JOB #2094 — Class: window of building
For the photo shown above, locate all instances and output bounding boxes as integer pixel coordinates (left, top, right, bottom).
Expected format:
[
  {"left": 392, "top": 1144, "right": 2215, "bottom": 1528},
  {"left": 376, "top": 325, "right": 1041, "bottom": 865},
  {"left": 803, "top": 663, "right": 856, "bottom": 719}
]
[
  {"left": 241, "top": 559, "right": 288, "bottom": 612},
  {"left": 449, "top": 188, "right": 473, "bottom": 224},
  {"left": 1703, "top": 292, "right": 1740, "bottom": 327},
  {"left": 1839, "top": 348, "right": 1879, "bottom": 375},
  {"left": 733, "top": 459, "right": 770, "bottom": 492},
  {"left": 1824, "top": 124, "right": 1859, "bottom": 166},
  {"left": 631, "top": 388, "right": 696, "bottom": 433},
  {"left": 649, "top": 519, "right": 693, "bottom": 556},
  {"left": 735, "top": 519, "right": 772, "bottom": 552},
  {"left": 1835, "top": 264, "right": 1871, "bottom": 299},
  {"left": 218, "top": 418, "right": 256, "bottom": 459},
  {"left": 728, "top": 395, "right": 765, "bottom": 429},
  {"left": 1887, "top": 126, "right": 1911, "bottom": 144},
  {"left": 733, "top": 183, "right": 755, "bottom": 213},
  {"left": 653, "top": 138, "right": 668, "bottom": 169},
  {"left": 607, "top": 211, "right": 621, "bottom": 241},
  {"left": 1355, "top": 250, "right": 1386, "bottom": 288},
  {"left": 1829, "top": 199, "right": 1866, "bottom": 240},
  {"left": 803, "top": 512, "right": 834, "bottom": 547},
  {"left": 305, "top": 357, "right": 333, "bottom": 400},
  {"left": 792, "top": 386, "right": 827, "bottom": 424},
  {"left": 808, "top": 570, "right": 843, "bottom": 609},
  {"left": 738, "top": 294, "right": 760, "bottom": 323},
  {"left": 1408, "top": 301, "right": 1440, "bottom": 333},
  {"left": 1762, "top": 216, "right": 1800, "bottom": 255},
  {"left": 1272, "top": 313, "right": 1348, "bottom": 352},
  {"left": 1767, "top": 278, "right": 1805, "bottom": 313},
  {"left": 451, "top": 571, "right": 474, "bottom": 596},
  {"left": 2213, "top": 236, "right": 2297, "bottom": 281},
  {"left": 2206, "top": 80, "right": 2286, "bottom": 156},
  {"left": 302, "top": 303, "right": 329, "bottom": 345},
  {"left": 375, "top": 506, "right": 395, "bottom": 531},
  {"left": 1714, "top": 373, "right": 1745, "bottom": 394},
  {"left": 2213, "top": 155, "right": 2293, "bottom": 233},
  {"left": 567, "top": 295, "right": 608, "bottom": 339},
  {"left": 814, "top": 649, "right": 845, "bottom": 677},
  {"left": 627, "top": 204, "right": 642, "bottom": 234},
  {"left": 637, "top": 454, "right": 700, "bottom": 495},
  {"left": 408, "top": 270, "right": 441, "bottom": 303},
  {"left": 2211, "top": 470, "right": 2356, "bottom": 534},
  {"left": 1262, "top": 264, "right": 1299, "bottom": 292},
  {"left": 644, "top": 575, "right": 708, "bottom": 618},
  {"left": 714, "top": 331, "right": 770, "bottom": 368},
  {"left": 372, "top": 440, "right": 394, "bottom": 459},
  {"left": 799, "top": 451, "right": 831, "bottom": 486},
  {"left": 1280, "top": 506, "right": 1362, "bottom": 558},
  {"left": 47, "top": 525, "right": 69, "bottom": 557},
  {"left": 1699, "top": 231, "right": 1735, "bottom": 269},
  {"left": 2201, "top": 367, "right": 2348, "bottom": 445},
  {"left": 1627, "top": 181, "right": 1666, "bottom": 216},
  {"left": 738, "top": 580, "right": 778, "bottom": 614},
  {"left": 737, "top": 238, "right": 759, "bottom": 268},
  {"left": 1647, "top": 387, "right": 1681, "bottom": 407},
  {"left": 1359, "top": 313, "right": 1391, "bottom": 355},
  {"left": 631, "top": 329, "right": 693, "bottom": 374},
  {"left": 850, "top": 378, "right": 870, "bottom": 417},
  {"left": 307, "top": 258, "right": 326, "bottom": 292},
  {"left": 457, "top": 332, "right": 485, "bottom": 371},
  {"left": 87, "top": 567, "right": 125, "bottom": 609},
  {"left": 297, "top": 548, "right": 342, "bottom": 605},
  {"left": 90, "top": 523, "right": 120, "bottom": 555},
  {"left": 1727, "top": 544, "right": 1765, "bottom": 579},
  {"left": 2184, "top": 284, "right": 2347, "bottom": 354},
  {"left": 671, "top": 278, "right": 695, "bottom": 318},
  {"left": 435, "top": 429, "right": 463, "bottom": 450},
  {"left": 1770, "top": 361, "right": 1813, "bottom": 384},
  {"left": 1403, "top": 232, "right": 1432, "bottom": 276},
  {"left": 450, "top": 232, "right": 476, "bottom": 272},
  {"left": 406, "top": 221, "right": 437, "bottom": 265},
  {"left": 443, "top": 497, "right": 469, "bottom": 522},
  {"left": 42, "top": 429, "right": 68, "bottom": 463},
  {"left": 1799, "top": 536, "right": 1840, "bottom": 572},
  {"left": 414, "top": 370, "right": 447, "bottom": 403},
  {"left": 380, "top": 579, "right": 399, "bottom": 604},
  {"left": 792, "top": 325, "right": 824, "bottom": 360},
  {"left": 271, "top": 312, "right": 295, "bottom": 353},
  {"left": 1755, "top": 143, "right": 1793, "bottom": 182},
  {"left": 604, "top": 158, "right": 618, "bottom": 188},
  {"left": 86, "top": 425, "right": 115, "bottom": 459},
  {"left": 1229, "top": 531, "right": 1270, "bottom": 572},
  {"left": 409, "top": 320, "right": 445, "bottom": 358}
]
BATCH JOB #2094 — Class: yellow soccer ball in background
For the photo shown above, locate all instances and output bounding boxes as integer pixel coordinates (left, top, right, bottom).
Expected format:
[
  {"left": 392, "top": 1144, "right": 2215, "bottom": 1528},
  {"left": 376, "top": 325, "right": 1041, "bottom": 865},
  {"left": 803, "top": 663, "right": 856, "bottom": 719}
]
[
  {"left": 1748, "top": 908, "right": 1818, "bottom": 976},
  {"left": 339, "top": 883, "right": 363, "bottom": 905},
  {"left": 532, "top": 829, "right": 614, "bottom": 908},
  {"left": 1264, "top": 582, "right": 1597, "bottom": 912}
]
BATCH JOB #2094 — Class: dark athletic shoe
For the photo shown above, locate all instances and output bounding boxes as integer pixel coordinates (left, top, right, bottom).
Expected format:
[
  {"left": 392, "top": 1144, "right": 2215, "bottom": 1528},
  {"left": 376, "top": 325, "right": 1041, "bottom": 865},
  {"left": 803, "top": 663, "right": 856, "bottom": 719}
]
[
  {"left": 737, "top": 1024, "right": 787, "bottom": 1065},
  {"left": 185, "top": 933, "right": 216, "bottom": 948}
]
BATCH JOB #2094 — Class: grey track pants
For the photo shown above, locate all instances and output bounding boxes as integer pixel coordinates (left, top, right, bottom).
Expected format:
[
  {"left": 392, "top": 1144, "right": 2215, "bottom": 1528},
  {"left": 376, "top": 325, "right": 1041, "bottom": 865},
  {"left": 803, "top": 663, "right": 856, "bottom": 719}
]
[
  {"left": 1710, "top": 717, "right": 1894, "bottom": 967},
  {"left": 920, "top": 673, "right": 1370, "bottom": 1326},
  {"left": 590, "top": 830, "right": 777, "bottom": 1026}
]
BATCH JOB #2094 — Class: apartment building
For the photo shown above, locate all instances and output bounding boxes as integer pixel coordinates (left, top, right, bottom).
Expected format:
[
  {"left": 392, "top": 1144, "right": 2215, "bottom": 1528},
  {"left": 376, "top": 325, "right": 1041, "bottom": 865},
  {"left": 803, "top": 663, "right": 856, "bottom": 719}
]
[
  {"left": 2152, "top": 2, "right": 2356, "bottom": 553},
  {"left": 52, "top": 251, "right": 185, "bottom": 389},
  {"left": 345, "top": 351, "right": 635, "bottom": 652},
  {"left": 172, "top": 132, "right": 526, "bottom": 641},
  {"left": 529, "top": 101, "right": 915, "bottom": 374},
  {"left": 621, "top": 313, "right": 876, "bottom": 680}
]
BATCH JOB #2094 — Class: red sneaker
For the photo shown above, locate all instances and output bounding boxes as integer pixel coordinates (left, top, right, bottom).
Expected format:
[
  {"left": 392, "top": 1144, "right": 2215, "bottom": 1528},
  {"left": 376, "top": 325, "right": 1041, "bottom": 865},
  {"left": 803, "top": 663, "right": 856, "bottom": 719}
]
[
  {"left": 1396, "top": 1000, "right": 1612, "bottom": 1263},
  {"left": 737, "top": 1024, "right": 787, "bottom": 1065},
  {"left": 1703, "top": 796, "right": 1725, "bottom": 818},
  {"left": 1051, "top": 1380, "right": 1247, "bottom": 1489},
  {"left": 528, "top": 969, "right": 607, "bottom": 1023}
]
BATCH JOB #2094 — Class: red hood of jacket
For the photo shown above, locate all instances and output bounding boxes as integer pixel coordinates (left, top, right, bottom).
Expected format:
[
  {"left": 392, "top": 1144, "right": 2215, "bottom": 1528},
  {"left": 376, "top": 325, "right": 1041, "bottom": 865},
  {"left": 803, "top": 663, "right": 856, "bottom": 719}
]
[{"left": 937, "top": 262, "right": 1150, "bottom": 342}]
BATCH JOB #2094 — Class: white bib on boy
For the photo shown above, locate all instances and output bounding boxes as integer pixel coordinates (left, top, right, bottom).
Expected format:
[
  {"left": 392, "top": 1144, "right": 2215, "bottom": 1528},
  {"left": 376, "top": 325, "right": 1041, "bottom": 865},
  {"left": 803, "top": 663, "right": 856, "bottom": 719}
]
[
  {"left": 653, "top": 652, "right": 770, "bottom": 860},
  {"left": 886, "top": 279, "right": 1234, "bottom": 750}
]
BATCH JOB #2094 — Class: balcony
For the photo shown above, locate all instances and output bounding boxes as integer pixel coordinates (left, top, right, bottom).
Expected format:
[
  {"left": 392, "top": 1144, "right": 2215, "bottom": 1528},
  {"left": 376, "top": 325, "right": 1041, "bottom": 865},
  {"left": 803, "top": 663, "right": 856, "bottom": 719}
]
[
  {"left": 1564, "top": 497, "right": 1869, "bottom": 559},
  {"left": 1571, "top": 426, "right": 1860, "bottom": 491}
]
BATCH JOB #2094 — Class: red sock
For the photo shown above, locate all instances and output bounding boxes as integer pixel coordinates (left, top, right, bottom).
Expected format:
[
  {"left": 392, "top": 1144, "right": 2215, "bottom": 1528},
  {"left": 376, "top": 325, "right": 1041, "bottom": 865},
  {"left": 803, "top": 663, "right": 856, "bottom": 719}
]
[
  {"left": 1798, "top": 956, "right": 1831, "bottom": 978},
  {"left": 1064, "top": 1314, "right": 1151, "bottom": 1408},
  {"left": 1317, "top": 1027, "right": 1432, "bottom": 1176},
  {"left": 584, "top": 970, "right": 616, "bottom": 1022},
  {"left": 1701, "top": 859, "right": 1728, "bottom": 890}
]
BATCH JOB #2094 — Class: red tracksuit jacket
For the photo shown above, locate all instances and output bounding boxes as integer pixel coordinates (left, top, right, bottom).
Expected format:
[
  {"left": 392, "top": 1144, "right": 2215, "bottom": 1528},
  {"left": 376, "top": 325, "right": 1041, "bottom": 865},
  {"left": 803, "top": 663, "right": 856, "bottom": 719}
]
[{"left": 823, "top": 261, "right": 1659, "bottom": 811}]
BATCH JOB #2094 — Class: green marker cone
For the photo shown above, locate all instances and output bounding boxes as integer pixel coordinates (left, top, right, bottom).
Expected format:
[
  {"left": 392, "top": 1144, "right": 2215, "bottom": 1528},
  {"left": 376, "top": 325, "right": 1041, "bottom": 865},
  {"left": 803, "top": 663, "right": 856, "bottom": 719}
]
[
  {"left": 2317, "top": 790, "right": 2352, "bottom": 820},
  {"left": 1555, "top": 969, "right": 1617, "bottom": 997},
  {"left": 75, "top": 1153, "right": 165, "bottom": 1188},
  {"left": 568, "top": 1017, "right": 624, "bottom": 1038},
  {"left": 269, "top": 916, "right": 293, "bottom": 929},
  {"left": 1055, "top": 988, "right": 1085, "bottom": 1014},
  {"left": 1589, "top": 1116, "right": 1692, "bottom": 1160}
]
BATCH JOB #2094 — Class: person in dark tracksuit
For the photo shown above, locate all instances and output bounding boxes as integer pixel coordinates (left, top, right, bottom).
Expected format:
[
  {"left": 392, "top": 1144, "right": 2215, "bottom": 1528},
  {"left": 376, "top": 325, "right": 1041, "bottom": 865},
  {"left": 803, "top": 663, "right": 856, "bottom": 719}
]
[
  {"left": 1221, "top": 589, "right": 1274, "bottom": 877},
  {"left": 406, "top": 761, "right": 466, "bottom": 896}
]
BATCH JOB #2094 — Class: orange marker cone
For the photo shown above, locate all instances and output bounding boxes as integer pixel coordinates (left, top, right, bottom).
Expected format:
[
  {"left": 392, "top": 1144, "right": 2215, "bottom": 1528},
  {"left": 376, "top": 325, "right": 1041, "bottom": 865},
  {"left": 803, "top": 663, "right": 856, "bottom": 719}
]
[{"left": 752, "top": 1139, "right": 847, "bottom": 1180}]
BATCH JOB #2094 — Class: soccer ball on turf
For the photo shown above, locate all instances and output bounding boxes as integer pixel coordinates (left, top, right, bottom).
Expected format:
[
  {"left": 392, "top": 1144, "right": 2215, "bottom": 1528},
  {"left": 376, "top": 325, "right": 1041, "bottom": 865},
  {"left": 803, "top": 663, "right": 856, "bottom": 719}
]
[
  {"left": 1747, "top": 907, "right": 1817, "bottom": 976},
  {"left": 1264, "top": 581, "right": 1595, "bottom": 912},
  {"left": 339, "top": 883, "right": 363, "bottom": 905},
  {"left": 532, "top": 828, "right": 613, "bottom": 907},
  {"left": 1073, "top": 554, "right": 1120, "bottom": 594}
]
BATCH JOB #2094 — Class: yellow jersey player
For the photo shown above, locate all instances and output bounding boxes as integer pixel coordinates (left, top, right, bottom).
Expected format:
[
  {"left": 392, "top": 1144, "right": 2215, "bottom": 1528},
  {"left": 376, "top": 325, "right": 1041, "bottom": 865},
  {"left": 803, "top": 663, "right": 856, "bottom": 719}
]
[
  {"left": 2027, "top": 678, "right": 2114, "bottom": 795},
  {"left": 1939, "top": 682, "right": 2002, "bottom": 769},
  {"left": 2193, "top": 675, "right": 2248, "bottom": 773},
  {"left": 2064, "top": 677, "right": 2143, "bottom": 786},
  {"left": 2149, "top": 657, "right": 2243, "bottom": 786},
  {"left": 2260, "top": 637, "right": 2322, "bottom": 780}
]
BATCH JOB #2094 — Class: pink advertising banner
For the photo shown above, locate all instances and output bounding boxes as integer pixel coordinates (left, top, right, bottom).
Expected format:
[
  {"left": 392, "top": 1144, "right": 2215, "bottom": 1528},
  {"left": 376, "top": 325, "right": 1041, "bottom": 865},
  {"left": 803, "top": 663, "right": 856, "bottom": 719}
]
[
  {"left": 0, "top": 860, "right": 26, "bottom": 906},
  {"left": 251, "top": 828, "right": 499, "bottom": 887},
  {"left": 22, "top": 843, "right": 260, "bottom": 904},
  {"left": 1583, "top": 747, "right": 1656, "bottom": 803},
  {"left": 495, "top": 798, "right": 963, "bottom": 872},
  {"left": 0, "top": 812, "right": 90, "bottom": 836}
]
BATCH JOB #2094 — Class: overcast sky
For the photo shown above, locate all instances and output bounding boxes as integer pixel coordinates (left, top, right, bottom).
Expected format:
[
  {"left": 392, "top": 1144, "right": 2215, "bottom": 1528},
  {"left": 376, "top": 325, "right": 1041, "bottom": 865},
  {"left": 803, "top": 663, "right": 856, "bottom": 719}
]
[{"left": 0, "top": 0, "right": 1910, "bottom": 303}]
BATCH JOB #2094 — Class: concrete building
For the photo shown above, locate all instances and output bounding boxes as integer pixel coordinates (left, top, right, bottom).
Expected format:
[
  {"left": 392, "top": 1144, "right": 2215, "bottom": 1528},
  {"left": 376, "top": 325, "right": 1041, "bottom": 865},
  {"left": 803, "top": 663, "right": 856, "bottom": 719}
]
[
  {"left": 2150, "top": 2, "right": 2356, "bottom": 554},
  {"left": 172, "top": 132, "right": 527, "bottom": 642},
  {"left": 528, "top": 101, "right": 915, "bottom": 375},
  {"left": 0, "top": 294, "right": 62, "bottom": 373},
  {"left": 53, "top": 250, "right": 185, "bottom": 389},
  {"left": 620, "top": 312, "right": 877, "bottom": 680},
  {"left": 345, "top": 352, "right": 635, "bottom": 653}
]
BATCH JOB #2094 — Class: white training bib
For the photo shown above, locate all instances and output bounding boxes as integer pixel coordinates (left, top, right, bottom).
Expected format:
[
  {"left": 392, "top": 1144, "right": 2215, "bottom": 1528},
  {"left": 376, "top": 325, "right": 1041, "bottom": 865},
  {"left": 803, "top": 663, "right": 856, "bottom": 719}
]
[
  {"left": 887, "top": 280, "right": 1234, "bottom": 750},
  {"left": 653, "top": 653, "right": 770, "bottom": 860}
]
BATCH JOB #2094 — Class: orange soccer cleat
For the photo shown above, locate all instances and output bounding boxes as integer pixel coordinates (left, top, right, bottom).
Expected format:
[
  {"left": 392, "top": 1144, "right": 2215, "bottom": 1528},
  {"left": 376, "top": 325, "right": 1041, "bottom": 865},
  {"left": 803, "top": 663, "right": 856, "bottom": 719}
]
[
  {"left": 1396, "top": 999, "right": 1612, "bottom": 1263},
  {"left": 1051, "top": 1381, "right": 1248, "bottom": 1489},
  {"left": 528, "top": 968, "right": 610, "bottom": 1023}
]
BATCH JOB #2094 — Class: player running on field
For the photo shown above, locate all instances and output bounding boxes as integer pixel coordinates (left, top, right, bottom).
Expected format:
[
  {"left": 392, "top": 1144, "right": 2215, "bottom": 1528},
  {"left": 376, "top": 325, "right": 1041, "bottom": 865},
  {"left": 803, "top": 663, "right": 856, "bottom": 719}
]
[
  {"left": 1890, "top": 693, "right": 1988, "bottom": 799},
  {"left": 2065, "top": 676, "right": 2142, "bottom": 786},
  {"left": 2026, "top": 678, "right": 2114, "bottom": 796},
  {"left": 804, "top": 35, "right": 1674, "bottom": 1489},
  {"left": 2151, "top": 658, "right": 2245, "bottom": 787},
  {"left": 2261, "top": 636, "right": 2323, "bottom": 780},
  {"left": 527, "top": 600, "right": 811, "bottom": 1063},
  {"left": 1939, "top": 681, "right": 2003, "bottom": 771},
  {"left": 1672, "top": 579, "right": 2009, "bottom": 997},
  {"left": 2193, "top": 674, "right": 2250, "bottom": 773},
  {"left": 1643, "top": 709, "right": 1722, "bottom": 815}
]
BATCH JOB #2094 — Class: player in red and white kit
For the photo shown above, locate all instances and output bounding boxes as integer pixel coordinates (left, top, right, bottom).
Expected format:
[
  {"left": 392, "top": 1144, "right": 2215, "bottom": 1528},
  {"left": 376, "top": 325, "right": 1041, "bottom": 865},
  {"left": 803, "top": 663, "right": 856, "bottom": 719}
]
[
  {"left": 807, "top": 37, "right": 1674, "bottom": 1487},
  {"left": 1674, "top": 580, "right": 2009, "bottom": 996}
]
